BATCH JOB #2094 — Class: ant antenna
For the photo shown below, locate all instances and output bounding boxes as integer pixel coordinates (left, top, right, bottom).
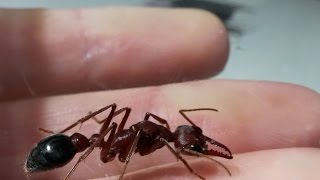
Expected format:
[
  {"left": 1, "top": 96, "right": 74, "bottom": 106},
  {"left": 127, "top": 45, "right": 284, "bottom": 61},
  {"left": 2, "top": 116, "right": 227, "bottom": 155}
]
[
  {"left": 179, "top": 108, "right": 218, "bottom": 127},
  {"left": 183, "top": 148, "right": 232, "bottom": 176}
]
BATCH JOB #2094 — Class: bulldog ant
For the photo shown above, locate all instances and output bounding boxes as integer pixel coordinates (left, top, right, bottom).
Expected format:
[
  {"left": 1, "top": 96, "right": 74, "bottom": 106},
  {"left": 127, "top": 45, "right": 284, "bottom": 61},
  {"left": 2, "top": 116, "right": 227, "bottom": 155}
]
[{"left": 25, "top": 103, "right": 233, "bottom": 180}]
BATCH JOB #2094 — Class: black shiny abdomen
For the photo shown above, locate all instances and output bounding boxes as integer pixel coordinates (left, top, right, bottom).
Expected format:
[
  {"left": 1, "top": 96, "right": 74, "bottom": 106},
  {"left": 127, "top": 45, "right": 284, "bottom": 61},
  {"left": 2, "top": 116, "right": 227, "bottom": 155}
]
[{"left": 25, "top": 134, "right": 77, "bottom": 173}]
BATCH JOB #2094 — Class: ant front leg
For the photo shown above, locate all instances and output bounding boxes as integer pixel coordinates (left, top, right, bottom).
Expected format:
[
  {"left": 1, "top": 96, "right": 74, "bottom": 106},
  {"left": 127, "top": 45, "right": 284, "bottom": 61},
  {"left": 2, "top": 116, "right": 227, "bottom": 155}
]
[
  {"left": 39, "top": 103, "right": 118, "bottom": 134},
  {"left": 179, "top": 108, "right": 218, "bottom": 126},
  {"left": 118, "top": 129, "right": 142, "bottom": 180},
  {"left": 160, "top": 138, "right": 205, "bottom": 180}
]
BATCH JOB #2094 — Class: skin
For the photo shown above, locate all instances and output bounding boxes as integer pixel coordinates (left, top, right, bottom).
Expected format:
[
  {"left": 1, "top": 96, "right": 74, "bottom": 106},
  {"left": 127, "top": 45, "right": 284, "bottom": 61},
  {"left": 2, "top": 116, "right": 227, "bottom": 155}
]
[{"left": 0, "top": 7, "right": 319, "bottom": 180}]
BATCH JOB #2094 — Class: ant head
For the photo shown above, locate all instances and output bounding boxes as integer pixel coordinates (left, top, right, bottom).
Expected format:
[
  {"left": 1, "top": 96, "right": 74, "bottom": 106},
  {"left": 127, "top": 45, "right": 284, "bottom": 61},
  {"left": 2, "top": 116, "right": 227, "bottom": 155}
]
[
  {"left": 25, "top": 134, "right": 77, "bottom": 173},
  {"left": 175, "top": 125, "right": 207, "bottom": 155}
]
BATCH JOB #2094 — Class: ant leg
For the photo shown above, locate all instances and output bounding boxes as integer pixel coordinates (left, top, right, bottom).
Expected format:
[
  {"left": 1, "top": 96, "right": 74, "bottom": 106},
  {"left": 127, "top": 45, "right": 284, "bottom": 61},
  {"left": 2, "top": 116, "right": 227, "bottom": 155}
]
[
  {"left": 144, "top": 112, "right": 171, "bottom": 130},
  {"left": 89, "top": 106, "right": 131, "bottom": 127},
  {"left": 99, "top": 107, "right": 131, "bottom": 134},
  {"left": 99, "top": 107, "right": 132, "bottom": 162},
  {"left": 183, "top": 148, "right": 232, "bottom": 176},
  {"left": 160, "top": 138, "right": 205, "bottom": 180},
  {"left": 39, "top": 112, "right": 103, "bottom": 134},
  {"left": 179, "top": 108, "right": 218, "bottom": 126},
  {"left": 59, "top": 103, "right": 118, "bottom": 133},
  {"left": 39, "top": 103, "right": 117, "bottom": 134},
  {"left": 77, "top": 111, "right": 104, "bottom": 131},
  {"left": 118, "top": 130, "right": 142, "bottom": 180},
  {"left": 38, "top": 128, "right": 54, "bottom": 134},
  {"left": 87, "top": 111, "right": 105, "bottom": 124},
  {"left": 115, "top": 107, "right": 131, "bottom": 133},
  {"left": 64, "top": 123, "right": 118, "bottom": 180}
]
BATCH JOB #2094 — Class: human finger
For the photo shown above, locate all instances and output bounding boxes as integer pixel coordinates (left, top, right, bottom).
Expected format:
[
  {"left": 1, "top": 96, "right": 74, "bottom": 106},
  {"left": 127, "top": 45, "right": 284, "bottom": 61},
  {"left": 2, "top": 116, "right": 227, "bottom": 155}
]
[
  {"left": 0, "top": 7, "right": 228, "bottom": 101},
  {"left": 1, "top": 79, "right": 319, "bottom": 179}
]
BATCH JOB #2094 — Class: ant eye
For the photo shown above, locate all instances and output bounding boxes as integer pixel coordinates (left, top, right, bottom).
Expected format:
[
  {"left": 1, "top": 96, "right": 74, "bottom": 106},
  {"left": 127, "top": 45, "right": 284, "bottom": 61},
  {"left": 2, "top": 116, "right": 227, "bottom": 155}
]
[{"left": 189, "top": 144, "right": 203, "bottom": 153}]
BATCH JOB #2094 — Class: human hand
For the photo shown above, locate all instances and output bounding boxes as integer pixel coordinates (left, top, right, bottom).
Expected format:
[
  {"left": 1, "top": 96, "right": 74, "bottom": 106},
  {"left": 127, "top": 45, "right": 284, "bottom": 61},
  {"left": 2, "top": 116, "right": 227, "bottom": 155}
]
[{"left": 0, "top": 7, "right": 319, "bottom": 180}]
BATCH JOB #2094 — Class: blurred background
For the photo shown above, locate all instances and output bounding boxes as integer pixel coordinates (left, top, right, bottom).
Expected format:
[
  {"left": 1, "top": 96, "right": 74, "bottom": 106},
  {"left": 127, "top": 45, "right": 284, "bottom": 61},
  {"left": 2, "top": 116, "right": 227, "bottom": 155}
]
[{"left": 1, "top": 0, "right": 319, "bottom": 91}]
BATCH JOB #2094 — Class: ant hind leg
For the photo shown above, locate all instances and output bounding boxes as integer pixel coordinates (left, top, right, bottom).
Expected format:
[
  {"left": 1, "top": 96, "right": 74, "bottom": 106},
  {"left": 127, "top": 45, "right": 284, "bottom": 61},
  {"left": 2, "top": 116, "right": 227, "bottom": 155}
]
[
  {"left": 39, "top": 103, "right": 118, "bottom": 135},
  {"left": 38, "top": 128, "right": 54, "bottom": 134}
]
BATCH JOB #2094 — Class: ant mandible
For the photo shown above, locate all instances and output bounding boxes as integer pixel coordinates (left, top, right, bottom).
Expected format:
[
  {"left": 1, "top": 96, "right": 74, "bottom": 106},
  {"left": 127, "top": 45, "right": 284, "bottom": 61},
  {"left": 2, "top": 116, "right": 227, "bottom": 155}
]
[{"left": 25, "top": 103, "right": 233, "bottom": 180}]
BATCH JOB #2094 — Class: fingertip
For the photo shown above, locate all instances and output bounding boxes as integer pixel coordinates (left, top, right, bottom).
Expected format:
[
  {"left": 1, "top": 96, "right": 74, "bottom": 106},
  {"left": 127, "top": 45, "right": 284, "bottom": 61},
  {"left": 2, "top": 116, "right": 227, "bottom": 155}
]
[{"left": 0, "top": 7, "right": 229, "bottom": 100}]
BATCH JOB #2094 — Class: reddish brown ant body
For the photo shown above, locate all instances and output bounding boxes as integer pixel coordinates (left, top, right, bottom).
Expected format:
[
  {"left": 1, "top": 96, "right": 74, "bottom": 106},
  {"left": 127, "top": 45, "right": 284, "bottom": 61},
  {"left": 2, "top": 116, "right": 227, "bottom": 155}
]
[{"left": 25, "top": 103, "right": 233, "bottom": 180}]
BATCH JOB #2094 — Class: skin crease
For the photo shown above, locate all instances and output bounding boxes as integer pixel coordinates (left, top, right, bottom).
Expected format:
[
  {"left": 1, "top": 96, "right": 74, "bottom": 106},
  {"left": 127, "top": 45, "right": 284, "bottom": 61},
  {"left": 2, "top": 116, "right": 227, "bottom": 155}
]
[{"left": 0, "top": 7, "right": 319, "bottom": 180}]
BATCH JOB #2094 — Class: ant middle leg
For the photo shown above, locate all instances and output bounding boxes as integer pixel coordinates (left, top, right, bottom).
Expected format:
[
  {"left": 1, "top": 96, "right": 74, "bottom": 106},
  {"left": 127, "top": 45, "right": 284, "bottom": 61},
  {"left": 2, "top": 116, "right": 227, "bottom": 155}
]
[
  {"left": 144, "top": 112, "right": 171, "bottom": 131},
  {"left": 118, "top": 129, "right": 142, "bottom": 180},
  {"left": 38, "top": 103, "right": 118, "bottom": 134},
  {"left": 179, "top": 108, "right": 218, "bottom": 126}
]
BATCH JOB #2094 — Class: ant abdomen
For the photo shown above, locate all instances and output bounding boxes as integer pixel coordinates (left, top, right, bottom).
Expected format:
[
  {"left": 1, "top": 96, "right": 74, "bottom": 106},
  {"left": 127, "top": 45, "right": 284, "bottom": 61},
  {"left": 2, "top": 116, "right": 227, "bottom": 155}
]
[{"left": 25, "top": 134, "right": 82, "bottom": 173}]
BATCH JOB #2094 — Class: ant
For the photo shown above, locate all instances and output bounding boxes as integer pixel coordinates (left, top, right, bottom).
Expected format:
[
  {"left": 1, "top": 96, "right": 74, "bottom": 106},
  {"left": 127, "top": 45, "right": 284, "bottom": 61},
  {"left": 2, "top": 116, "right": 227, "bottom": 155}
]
[{"left": 25, "top": 103, "right": 233, "bottom": 180}]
